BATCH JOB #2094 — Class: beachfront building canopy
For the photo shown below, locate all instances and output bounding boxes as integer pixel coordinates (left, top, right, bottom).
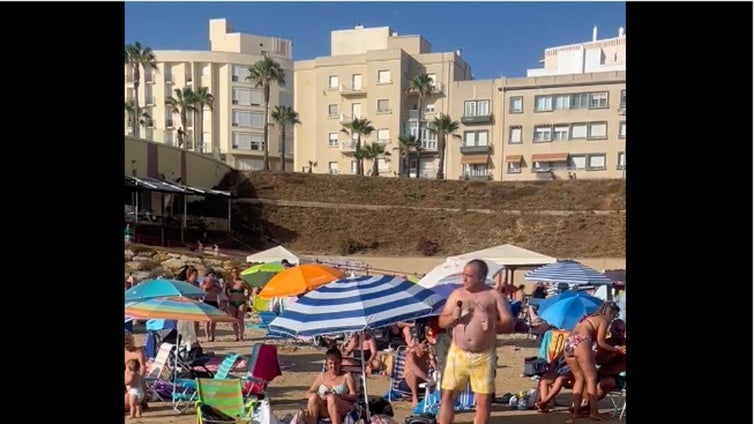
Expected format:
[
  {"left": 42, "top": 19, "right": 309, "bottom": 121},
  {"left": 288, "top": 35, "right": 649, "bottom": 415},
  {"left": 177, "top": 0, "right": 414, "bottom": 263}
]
[{"left": 124, "top": 175, "right": 234, "bottom": 245}]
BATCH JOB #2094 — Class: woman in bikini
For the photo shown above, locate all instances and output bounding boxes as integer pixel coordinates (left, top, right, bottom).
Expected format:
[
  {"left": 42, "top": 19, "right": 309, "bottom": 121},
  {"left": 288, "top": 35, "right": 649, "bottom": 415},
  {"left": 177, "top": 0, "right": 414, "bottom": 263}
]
[
  {"left": 305, "top": 348, "right": 357, "bottom": 424},
  {"left": 562, "top": 301, "right": 624, "bottom": 423},
  {"left": 226, "top": 268, "right": 249, "bottom": 341}
]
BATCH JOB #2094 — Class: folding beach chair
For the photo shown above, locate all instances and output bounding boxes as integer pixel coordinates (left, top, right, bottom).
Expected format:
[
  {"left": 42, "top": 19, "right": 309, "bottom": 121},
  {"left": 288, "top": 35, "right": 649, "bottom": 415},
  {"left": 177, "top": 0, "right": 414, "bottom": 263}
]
[
  {"left": 194, "top": 378, "right": 254, "bottom": 424},
  {"left": 607, "top": 373, "right": 626, "bottom": 422},
  {"left": 173, "top": 353, "right": 243, "bottom": 413},
  {"left": 143, "top": 342, "right": 175, "bottom": 401},
  {"left": 242, "top": 344, "right": 282, "bottom": 400}
]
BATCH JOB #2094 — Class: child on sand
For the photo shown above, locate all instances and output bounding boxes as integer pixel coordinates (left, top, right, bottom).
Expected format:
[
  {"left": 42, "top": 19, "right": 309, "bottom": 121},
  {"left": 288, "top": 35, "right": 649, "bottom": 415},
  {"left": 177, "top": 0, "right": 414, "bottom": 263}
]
[{"left": 125, "top": 359, "right": 144, "bottom": 418}]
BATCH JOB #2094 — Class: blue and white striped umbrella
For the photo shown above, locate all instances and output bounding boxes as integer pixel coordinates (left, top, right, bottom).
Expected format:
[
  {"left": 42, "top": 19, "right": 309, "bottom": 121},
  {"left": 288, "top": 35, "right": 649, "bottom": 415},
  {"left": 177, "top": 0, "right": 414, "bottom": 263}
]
[
  {"left": 524, "top": 260, "right": 612, "bottom": 286},
  {"left": 268, "top": 274, "right": 446, "bottom": 338}
]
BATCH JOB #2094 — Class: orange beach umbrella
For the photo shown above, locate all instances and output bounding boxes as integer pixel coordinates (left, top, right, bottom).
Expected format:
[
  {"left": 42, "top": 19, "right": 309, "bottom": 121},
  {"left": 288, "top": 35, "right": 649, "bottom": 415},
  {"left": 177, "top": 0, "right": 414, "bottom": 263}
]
[{"left": 258, "top": 264, "right": 346, "bottom": 299}]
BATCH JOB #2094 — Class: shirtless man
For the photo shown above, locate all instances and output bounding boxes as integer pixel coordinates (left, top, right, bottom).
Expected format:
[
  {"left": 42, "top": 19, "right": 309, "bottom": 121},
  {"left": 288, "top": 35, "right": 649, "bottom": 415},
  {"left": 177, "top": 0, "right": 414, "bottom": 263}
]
[{"left": 437, "top": 259, "right": 515, "bottom": 424}]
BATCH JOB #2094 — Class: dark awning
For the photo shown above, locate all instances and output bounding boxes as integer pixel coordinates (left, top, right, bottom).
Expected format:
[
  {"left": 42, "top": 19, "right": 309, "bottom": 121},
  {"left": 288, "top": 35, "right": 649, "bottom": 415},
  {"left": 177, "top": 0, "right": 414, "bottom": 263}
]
[{"left": 125, "top": 175, "right": 232, "bottom": 198}]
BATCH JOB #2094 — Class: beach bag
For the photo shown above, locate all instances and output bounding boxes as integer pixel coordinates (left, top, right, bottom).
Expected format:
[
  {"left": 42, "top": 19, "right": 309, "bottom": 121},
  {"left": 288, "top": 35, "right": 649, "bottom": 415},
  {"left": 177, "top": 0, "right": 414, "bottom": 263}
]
[
  {"left": 371, "top": 414, "right": 397, "bottom": 424},
  {"left": 366, "top": 395, "right": 393, "bottom": 417},
  {"left": 523, "top": 357, "right": 548, "bottom": 376},
  {"left": 405, "top": 413, "right": 437, "bottom": 424}
]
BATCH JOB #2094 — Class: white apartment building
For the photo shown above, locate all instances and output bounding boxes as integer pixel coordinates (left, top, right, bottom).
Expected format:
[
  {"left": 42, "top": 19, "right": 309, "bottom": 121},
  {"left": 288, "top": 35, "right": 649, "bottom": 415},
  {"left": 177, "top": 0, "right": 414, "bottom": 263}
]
[
  {"left": 293, "top": 25, "right": 472, "bottom": 177},
  {"left": 527, "top": 26, "right": 626, "bottom": 77},
  {"left": 125, "top": 19, "right": 294, "bottom": 171}
]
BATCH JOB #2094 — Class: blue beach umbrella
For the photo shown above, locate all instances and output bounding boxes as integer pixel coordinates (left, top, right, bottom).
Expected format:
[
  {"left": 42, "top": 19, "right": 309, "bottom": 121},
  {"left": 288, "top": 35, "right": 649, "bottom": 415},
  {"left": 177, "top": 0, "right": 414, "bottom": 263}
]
[
  {"left": 524, "top": 260, "right": 612, "bottom": 286},
  {"left": 538, "top": 292, "right": 603, "bottom": 331},
  {"left": 269, "top": 274, "right": 445, "bottom": 338},
  {"left": 124, "top": 278, "right": 206, "bottom": 302}
]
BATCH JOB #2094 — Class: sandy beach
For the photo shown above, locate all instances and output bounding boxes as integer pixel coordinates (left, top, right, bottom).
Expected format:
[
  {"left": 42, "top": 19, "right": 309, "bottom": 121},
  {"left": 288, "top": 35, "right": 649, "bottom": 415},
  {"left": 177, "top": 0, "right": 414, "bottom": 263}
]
[{"left": 127, "top": 323, "right": 624, "bottom": 424}]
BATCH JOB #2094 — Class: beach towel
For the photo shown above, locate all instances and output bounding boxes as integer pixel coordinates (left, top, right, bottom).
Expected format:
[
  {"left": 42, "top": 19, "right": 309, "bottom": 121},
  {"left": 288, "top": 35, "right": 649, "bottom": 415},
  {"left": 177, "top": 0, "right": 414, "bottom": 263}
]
[{"left": 537, "top": 329, "right": 569, "bottom": 363}]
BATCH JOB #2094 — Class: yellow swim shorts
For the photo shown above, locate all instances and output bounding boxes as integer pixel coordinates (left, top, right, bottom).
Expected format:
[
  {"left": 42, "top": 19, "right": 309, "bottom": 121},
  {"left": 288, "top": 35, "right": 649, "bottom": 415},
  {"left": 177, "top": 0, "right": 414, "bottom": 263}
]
[{"left": 441, "top": 343, "right": 496, "bottom": 394}]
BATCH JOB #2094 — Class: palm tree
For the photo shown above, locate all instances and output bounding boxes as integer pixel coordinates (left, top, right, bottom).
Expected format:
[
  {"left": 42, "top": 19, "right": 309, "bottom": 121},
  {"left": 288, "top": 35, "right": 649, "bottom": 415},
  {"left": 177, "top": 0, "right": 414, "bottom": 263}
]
[
  {"left": 246, "top": 57, "right": 286, "bottom": 170},
  {"left": 125, "top": 42, "right": 158, "bottom": 140},
  {"left": 341, "top": 117, "right": 375, "bottom": 176},
  {"left": 270, "top": 105, "right": 301, "bottom": 172},
  {"left": 407, "top": 73, "right": 435, "bottom": 177},
  {"left": 428, "top": 113, "right": 460, "bottom": 180},
  {"left": 361, "top": 143, "right": 391, "bottom": 177},
  {"left": 193, "top": 86, "right": 214, "bottom": 153},
  {"left": 398, "top": 134, "right": 422, "bottom": 178},
  {"left": 165, "top": 87, "right": 198, "bottom": 149},
  {"left": 124, "top": 99, "right": 151, "bottom": 136}
]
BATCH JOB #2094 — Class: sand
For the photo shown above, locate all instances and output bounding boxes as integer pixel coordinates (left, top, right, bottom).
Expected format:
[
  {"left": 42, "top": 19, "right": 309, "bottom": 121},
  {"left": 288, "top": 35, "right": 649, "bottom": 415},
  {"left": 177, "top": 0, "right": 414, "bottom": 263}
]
[
  {"left": 127, "top": 254, "right": 625, "bottom": 423},
  {"left": 127, "top": 323, "right": 624, "bottom": 424}
]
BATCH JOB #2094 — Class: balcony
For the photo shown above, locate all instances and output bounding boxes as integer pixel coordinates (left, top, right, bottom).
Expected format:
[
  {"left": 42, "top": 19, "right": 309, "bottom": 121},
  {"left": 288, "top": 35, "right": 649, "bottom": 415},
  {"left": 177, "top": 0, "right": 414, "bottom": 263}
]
[
  {"left": 408, "top": 110, "right": 438, "bottom": 121},
  {"left": 339, "top": 83, "right": 367, "bottom": 97},
  {"left": 341, "top": 141, "right": 358, "bottom": 152},
  {"left": 460, "top": 144, "right": 492, "bottom": 155},
  {"left": 420, "top": 139, "right": 438, "bottom": 151},
  {"left": 339, "top": 114, "right": 358, "bottom": 124},
  {"left": 460, "top": 114, "right": 493, "bottom": 125},
  {"left": 407, "top": 82, "right": 444, "bottom": 95}
]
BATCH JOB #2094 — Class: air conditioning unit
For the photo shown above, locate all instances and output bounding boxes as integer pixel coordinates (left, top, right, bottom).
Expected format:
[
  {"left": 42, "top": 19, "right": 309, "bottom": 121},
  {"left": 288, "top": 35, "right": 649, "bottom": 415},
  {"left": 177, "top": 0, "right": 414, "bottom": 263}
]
[
  {"left": 232, "top": 122, "right": 239, "bottom": 127},
  {"left": 232, "top": 99, "right": 239, "bottom": 105}
]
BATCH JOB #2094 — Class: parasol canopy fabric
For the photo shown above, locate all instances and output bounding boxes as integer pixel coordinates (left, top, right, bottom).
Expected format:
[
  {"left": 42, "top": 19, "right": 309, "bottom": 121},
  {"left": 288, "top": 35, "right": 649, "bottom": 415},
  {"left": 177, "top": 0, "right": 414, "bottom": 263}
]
[{"left": 125, "top": 296, "right": 238, "bottom": 322}]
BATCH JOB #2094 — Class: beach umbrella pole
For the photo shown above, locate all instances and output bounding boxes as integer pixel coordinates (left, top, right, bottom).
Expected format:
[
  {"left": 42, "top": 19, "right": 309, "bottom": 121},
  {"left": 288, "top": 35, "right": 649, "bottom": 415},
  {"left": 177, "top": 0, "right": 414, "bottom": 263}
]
[{"left": 358, "top": 331, "right": 371, "bottom": 421}]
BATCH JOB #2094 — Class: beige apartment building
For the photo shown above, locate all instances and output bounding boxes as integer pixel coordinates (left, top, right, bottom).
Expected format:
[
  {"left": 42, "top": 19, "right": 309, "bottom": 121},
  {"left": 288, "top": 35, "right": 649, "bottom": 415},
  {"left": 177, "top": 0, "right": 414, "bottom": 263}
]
[
  {"left": 124, "top": 19, "right": 294, "bottom": 171},
  {"left": 294, "top": 25, "right": 625, "bottom": 181},
  {"left": 293, "top": 25, "right": 472, "bottom": 177}
]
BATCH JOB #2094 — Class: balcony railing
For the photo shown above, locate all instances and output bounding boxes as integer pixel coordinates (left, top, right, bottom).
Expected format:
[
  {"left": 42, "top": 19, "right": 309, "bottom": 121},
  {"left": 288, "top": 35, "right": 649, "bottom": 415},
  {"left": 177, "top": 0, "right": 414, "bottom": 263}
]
[
  {"left": 421, "top": 140, "right": 438, "bottom": 151},
  {"left": 408, "top": 110, "right": 438, "bottom": 121},
  {"left": 460, "top": 144, "right": 492, "bottom": 154},
  {"left": 460, "top": 114, "right": 493, "bottom": 125},
  {"left": 339, "top": 83, "right": 367, "bottom": 96}
]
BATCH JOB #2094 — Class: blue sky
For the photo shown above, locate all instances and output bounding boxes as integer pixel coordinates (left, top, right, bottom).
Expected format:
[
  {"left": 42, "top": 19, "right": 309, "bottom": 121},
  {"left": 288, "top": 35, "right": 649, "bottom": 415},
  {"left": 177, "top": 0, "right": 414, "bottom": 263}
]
[{"left": 125, "top": 2, "right": 625, "bottom": 79}]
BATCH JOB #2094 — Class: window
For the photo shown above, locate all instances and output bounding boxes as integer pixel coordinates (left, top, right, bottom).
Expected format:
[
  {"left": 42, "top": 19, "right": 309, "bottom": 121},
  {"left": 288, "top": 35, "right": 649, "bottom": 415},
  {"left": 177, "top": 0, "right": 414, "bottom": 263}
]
[
  {"left": 377, "top": 70, "right": 391, "bottom": 83},
  {"left": 554, "top": 95, "right": 571, "bottom": 110},
  {"left": 553, "top": 125, "right": 570, "bottom": 141},
  {"left": 232, "top": 133, "right": 264, "bottom": 151},
  {"left": 328, "top": 75, "right": 339, "bottom": 88},
  {"left": 328, "top": 161, "right": 339, "bottom": 174},
  {"left": 232, "top": 88, "right": 263, "bottom": 106},
  {"left": 507, "top": 161, "right": 522, "bottom": 174},
  {"left": 463, "top": 130, "right": 489, "bottom": 146},
  {"left": 588, "top": 122, "right": 608, "bottom": 139},
  {"left": 571, "top": 93, "right": 589, "bottom": 109},
  {"left": 589, "top": 92, "right": 608, "bottom": 109},
  {"left": 232, "top": 110, "right": 263, "bottom": 128},
  {"left": 377, "top": 99, "right": 390, "bottom": 113},
  {"left": 464, "top": 100, "right": 490, "bottom": 117},
  {"left": 587, "top": 154, "right": 606, "bottom": 170},
  {"left": 569, "top": 155, "right": 587, "bottom": 169},
  {"left": 407, "top": 122, "right": 437, "bottom": 149},
  {"left": 328, "top": 104, "right": 338, "bottom": 118},
  {"left": 350, "top": 160, "right": 358, "bottom": 174},
  {"left": 328, "top": 133, "right": 339, "bottom": 147},
  {"left": 425, "top": 104, "right": 436, "bottom": 113},
  {"left": 619, "top": 121, "right": 626, "bottom": 138},
  {"left": 570, "top": 123, "right": 587, "bottom": 139},
  {"left": 376, "top": 129, "right": 390, "bottom": 142},
  {"left": 533, "top": 126, "right": 552, "bottom": 142},
  {"left": 617, "top": 152, "right": 625, "bottom": 169},
  {"left": 232, "top": 65, "right": 251, "bottom": 83},
  {"left": 620, "top": 90, "right": 626, "bottom": 109},
  {"left": 534, "top": 96, "right": 553, "bottom": 112},
  {"left": 351, "top": 103, "right": 362, "bottom": 118},
  {"left": 463, "top": 164, "right": 488, "bottom": 177},
  {"left": 377, "top": 158, "right": 389, "bottom": 171},
  {"left": 351, "top": 74, "right": 362, "bottom": 90},
  {"left": 509, "top": 96, "right": 523, "bottom": 113},
  {"left": 428, "top": 74, "right": 437, "bottom": 86},
  {"left": 508, "top": 126, "right": 522, "bottom": 144}
]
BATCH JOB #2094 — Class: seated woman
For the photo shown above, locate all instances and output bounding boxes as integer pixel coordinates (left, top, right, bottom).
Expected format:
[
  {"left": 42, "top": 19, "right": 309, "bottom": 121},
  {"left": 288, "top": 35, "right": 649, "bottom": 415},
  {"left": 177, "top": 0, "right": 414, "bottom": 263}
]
[
  {"left": 342, "top": 331, "right": 383, "bottom": 374},
  {"left": 535, "top": 354, "right": 574, "bottom": 413},
  {"left": 385, "top": 321, "right": 414, "bottom": 349},
  {"left": 306, "top": 348, "right": 358, "bottom": 424}
]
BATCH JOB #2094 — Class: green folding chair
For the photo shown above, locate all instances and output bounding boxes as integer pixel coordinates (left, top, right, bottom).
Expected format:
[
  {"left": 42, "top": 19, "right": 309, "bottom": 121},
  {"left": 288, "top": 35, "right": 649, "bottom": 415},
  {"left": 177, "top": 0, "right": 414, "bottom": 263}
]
[{"left": 194, "top": 378, "right": 256, "bottom": 424}]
